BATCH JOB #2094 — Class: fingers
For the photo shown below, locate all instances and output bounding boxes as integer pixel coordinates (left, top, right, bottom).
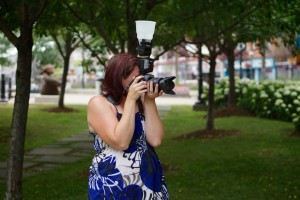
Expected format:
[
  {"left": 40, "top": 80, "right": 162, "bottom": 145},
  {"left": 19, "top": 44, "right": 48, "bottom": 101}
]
[
  {"left": 134, "top": 84, "right": 147, "bottom": 93},
  {"left": 132, "top": 75, "right": 144, "bottom": 84},
  {"left": 147, "top": 82, "right": 163, "bottom": 98},
  {"left": 148, "top": 81, "right": 154, "bottom": 95},
  {"left": 128, "top": 77, "right": 147, "bottom": 100}
]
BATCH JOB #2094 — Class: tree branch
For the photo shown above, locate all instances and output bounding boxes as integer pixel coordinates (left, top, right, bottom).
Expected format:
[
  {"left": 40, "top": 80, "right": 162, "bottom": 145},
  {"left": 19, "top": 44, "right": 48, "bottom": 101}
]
[
  {"left": 73, "top": 30, "right": 106, "bottom": 66},
  {"left": 63, "top": 2, "right": 92, "bottom": 25},
  {"left": 97, "top": 24, "right": 119, "bottom": 54},
  {"left": 30, "top": 0, "right": 50, "bottom": 25},
  {"left": 192, "top": 0, "right": 266, "bottom": 44},
  {"left": 51, "top": 32, "right": 65, "bottom": 58},
  {"left": 0, "top": 17, "right": 18, "bottom": 47},
  {"left": 154, "top": 39, "right": 184, "bottom": 60}
]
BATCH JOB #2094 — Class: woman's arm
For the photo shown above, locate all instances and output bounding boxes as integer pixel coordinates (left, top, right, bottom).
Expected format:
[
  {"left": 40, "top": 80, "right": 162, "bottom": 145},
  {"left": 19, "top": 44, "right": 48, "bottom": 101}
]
[
  {"left": 87, "top": 96, "right": 136, "bottom": 150},
  {"left": 143, "top": 82, "right": 164, "bottom": 147},
  {"left": 87, "top": 76, "right": 147, "bottom": 150}
]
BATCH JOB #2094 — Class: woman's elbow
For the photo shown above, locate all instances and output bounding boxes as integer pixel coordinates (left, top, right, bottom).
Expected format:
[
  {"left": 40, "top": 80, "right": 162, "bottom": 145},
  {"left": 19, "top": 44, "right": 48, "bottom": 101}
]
[
  {"left": 113, "top": 142, "right": 130, "bottom": 151},
  {"left": 108, "top": 138, "right": 130, "bottom": 151},
  {"left": 149, "top": 138, "right": 162, "bottom": 147}
]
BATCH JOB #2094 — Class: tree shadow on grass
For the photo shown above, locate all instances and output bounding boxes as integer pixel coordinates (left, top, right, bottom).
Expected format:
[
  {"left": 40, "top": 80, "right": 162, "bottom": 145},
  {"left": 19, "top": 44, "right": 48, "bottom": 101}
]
[
  {"left": 41, "top": 107, "right": 78, "bottom": 113},
  {"left": 213, "top": 106, "right": 255, "bottom": 118},
  {"left": 174, "top": 106, "right": 251, "bottom": 141},
  {"left": 181, "top": 106, "right": 299, "bottom": 140},
  {"left": 283, "top": 130, "right": 300, "bottom": 137},
  {"left": 173, "top": 129, "right": 240, "bottom": 141}
]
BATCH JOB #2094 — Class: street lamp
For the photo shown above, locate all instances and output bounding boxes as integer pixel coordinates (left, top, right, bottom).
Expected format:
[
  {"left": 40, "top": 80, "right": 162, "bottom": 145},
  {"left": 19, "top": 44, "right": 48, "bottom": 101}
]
[
  {"left": 186, "top": 43, "right": 207, "bottom": 111},
  {"left": 237, "top": 43, "right": 246, "bottom": 79}
]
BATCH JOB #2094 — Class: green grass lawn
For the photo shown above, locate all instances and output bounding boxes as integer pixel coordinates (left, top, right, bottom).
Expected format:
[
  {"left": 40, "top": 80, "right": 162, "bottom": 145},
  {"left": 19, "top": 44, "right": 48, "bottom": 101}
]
[
  {"left": 0, "top": 104, "right": 88, "bottom": 161},
  {"left": 1, "top": 105, "right": 300, "bottom": 199}
]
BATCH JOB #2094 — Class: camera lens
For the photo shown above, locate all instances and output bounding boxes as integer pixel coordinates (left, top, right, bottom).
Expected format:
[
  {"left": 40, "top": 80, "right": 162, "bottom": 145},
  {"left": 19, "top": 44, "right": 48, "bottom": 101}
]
[{"left": 143, "top": 74, "right": 176, "bottom": 95}]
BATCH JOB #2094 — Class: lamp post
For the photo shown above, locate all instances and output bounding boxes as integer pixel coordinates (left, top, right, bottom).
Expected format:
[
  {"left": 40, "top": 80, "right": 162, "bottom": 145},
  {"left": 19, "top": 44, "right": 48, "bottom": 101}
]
[
  {"left": 0, "top": 74, "right": 7, "bottom": 102},
  {"left": 237, "top": 43, "right": 246, "bottom": 79},
  {"left": 186, "top": 43, "right": 206, "bottom": 111},
  {"left": 248, "top": 50, "right": 254, "bottom": 79}
]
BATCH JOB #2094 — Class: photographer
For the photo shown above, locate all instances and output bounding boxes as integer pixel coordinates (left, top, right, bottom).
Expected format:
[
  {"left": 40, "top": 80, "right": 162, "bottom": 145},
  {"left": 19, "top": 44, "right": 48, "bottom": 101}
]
[{"left": 87, "top": 53, "right": 169, "bottom": 199}]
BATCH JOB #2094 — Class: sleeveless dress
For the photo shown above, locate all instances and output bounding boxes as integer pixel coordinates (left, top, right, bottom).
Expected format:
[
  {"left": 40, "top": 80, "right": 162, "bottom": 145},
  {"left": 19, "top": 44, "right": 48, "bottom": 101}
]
[{"left": 88, "top": 110, "right": 169, "bottom": 200}]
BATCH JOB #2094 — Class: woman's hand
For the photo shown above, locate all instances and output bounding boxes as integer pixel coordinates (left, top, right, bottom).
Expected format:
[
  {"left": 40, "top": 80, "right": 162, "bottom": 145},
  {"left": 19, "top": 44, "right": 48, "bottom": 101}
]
[
  {"left": 146, "top": 81, "right": 163, "bottom": 100},
  {"left": 127, "top": 76, "right": 147, "bottom": 101}
]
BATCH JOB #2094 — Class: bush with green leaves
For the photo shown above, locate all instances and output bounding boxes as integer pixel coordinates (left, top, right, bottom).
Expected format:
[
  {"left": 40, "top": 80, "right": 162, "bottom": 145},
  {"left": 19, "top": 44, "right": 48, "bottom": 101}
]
[{"left": 201, "top": 78, "right": 300, "bottom": 131}]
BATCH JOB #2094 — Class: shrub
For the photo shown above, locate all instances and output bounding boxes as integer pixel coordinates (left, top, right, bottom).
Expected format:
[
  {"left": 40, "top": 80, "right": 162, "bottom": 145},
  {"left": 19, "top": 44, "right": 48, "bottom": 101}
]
[{"left": 201, "top": 77, "right": 300, "bottom": 131}]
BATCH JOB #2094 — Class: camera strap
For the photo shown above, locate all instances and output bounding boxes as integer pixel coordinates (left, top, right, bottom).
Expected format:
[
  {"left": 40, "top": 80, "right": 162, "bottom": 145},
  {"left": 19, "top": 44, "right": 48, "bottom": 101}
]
[{"left": 107, "top": 95, "right": 144, "bottom": 115}]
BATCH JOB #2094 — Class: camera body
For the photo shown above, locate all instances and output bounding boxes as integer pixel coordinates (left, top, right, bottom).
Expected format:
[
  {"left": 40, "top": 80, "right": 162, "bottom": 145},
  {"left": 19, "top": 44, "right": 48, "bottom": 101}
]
[{"left": 137, "top": 39, "right": 176, "bottom": 95}]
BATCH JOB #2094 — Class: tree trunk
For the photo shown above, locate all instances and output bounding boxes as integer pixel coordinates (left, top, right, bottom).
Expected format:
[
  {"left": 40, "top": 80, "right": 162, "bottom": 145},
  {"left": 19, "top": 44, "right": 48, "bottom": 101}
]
[
  {"left": 127, "top": 35, "right": 137, "bottom": 55},
  {"left": 127, "top": 21, "right": 137, "bottom": 55},
  {"left": 58, "top": 54, "right": 71, "bottom": 109},
  {"left": 226, "top": 49, "right": 236, "bottom": 107},
  {"left": 6, "top": 24, "right": 33, "bottom": 200},
  {"left": 197, "top": 43, "right": 204, "bottom": 103},
  {"left": 206, "top": 55, "right": 217, "bottom": 131}
]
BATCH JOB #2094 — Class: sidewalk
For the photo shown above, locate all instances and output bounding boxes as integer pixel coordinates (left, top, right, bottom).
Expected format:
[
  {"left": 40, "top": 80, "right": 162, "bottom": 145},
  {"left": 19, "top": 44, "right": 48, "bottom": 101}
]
[
  {"left": 0, "top": 104, "right": 172, "bottom": 180},
  {"left": 6, "top": 89, "right": 199, "bottom": 106}
]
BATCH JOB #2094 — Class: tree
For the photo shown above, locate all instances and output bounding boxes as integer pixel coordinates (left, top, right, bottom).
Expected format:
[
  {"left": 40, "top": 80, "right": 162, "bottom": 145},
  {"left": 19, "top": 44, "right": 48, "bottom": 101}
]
[
  {"left": 0, "top": 1, "right": 50, "bottom": 199},
  {"left": 36, "top": 1, "right": 83, "bottom": 109},
  {"left": 166, "top": 0, "right": 226, "bottom": 130},
  {"left": 218, "top": 0, "right": 263, "bottom": 107},
  {"left": 51, "top": 31, "right": 80, "bottom": 108},
  {"left": 164, "top": 0, "right": 265, "bottom": 130}
]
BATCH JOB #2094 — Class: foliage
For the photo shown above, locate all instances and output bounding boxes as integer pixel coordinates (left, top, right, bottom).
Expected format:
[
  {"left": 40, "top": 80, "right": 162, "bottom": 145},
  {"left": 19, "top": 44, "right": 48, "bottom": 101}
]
[
  {"left": 0, "top": 33, "right": 14, "bottom": 67},
  {"left": 201, "top": 78, "right": 300, "bottom": 131},
  {"left": 32, "top": 36, "right": 62, "bottom": 67},
  {"left": 241, "top": 0, "right": 300, "bottom": 52}
]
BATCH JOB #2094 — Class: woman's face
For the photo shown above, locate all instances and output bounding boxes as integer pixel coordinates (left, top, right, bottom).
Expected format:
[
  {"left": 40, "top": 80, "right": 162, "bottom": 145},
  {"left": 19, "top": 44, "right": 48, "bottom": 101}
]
[{"left": 122, "top": 66, "right": 140, "bottom": 88}]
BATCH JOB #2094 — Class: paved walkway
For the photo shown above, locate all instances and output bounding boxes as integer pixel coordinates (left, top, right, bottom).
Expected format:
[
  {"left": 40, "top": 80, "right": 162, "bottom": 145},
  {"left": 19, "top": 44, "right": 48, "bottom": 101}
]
[{"left": 0, "top": 105, "right": 171, "bottom": 180}]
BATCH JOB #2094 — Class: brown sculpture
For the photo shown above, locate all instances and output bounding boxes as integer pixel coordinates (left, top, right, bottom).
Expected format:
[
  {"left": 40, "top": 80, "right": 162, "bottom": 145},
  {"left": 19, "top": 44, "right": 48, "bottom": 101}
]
[{"left": 40, "top": 65, "right": 61, "bottom": 95}]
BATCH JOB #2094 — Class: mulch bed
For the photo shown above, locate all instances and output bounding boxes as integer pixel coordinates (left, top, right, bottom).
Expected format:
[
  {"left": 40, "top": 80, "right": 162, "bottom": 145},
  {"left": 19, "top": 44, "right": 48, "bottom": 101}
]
[
  {"left": 173, "top": 129, "right": 240, "bottom": 141},
  {"left": 42, "top": 107, "right": 78, "bottom": 113},
  {"left": 283, "top": 130, "right": 300, "bottom": 137},
  {"left": 161, "top": 163, "right": 180, "bottom": 173},
  {"left": 214, "top": 106, "right": 254, "bottom": 118},
  {"left": 174, "top": 106, "right": 251, "bottom": 141}
]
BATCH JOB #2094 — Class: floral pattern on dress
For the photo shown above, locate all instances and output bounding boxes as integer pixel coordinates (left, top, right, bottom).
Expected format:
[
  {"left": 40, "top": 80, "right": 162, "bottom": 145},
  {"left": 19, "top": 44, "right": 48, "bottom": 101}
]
[{"left": 88, "top": 112, "right": 169, "bottom": 200}]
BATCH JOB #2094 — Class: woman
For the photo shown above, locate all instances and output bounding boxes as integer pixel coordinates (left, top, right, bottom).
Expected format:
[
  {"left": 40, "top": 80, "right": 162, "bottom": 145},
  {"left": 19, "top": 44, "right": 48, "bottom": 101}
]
[{"left": 87, "top": 53, "right": 169, "bottom": 199}]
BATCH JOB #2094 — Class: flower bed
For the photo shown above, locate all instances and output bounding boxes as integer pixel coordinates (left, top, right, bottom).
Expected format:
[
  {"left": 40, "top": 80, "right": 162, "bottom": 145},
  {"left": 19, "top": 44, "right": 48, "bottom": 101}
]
[{"left": 201, "top": 78, "right": 300, "bottom": 131}]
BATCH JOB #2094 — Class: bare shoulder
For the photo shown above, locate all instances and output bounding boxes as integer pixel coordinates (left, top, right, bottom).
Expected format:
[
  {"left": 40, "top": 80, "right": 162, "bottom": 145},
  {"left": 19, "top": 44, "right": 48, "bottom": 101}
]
[
  {"left": 88, "top": 95, "right": 106, "bottom": 106},
  {"left": 88, "top": 95, "right": 116, "bottom": 115}
]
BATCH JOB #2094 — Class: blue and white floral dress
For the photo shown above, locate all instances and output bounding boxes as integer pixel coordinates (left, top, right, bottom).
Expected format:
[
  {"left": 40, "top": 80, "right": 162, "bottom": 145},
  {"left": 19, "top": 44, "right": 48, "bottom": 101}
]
[{"left": 88, "top": 110, "right": 169, "bottom": 200}]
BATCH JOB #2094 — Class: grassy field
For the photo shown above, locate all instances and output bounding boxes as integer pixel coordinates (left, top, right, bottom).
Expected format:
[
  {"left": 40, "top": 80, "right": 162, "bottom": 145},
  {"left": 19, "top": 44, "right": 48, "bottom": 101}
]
[
  {"left": 1, "top": 105, "right": 300, "bottom": 199},
  {"left": 0, "top": 104, "right": 88, "bottom": 161}
]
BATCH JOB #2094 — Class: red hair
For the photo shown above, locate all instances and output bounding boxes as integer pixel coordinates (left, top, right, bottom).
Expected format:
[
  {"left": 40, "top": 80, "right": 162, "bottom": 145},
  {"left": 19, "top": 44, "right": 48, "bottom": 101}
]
[{"left": 101, "top": 53, "right": 138, "bottom": 104}]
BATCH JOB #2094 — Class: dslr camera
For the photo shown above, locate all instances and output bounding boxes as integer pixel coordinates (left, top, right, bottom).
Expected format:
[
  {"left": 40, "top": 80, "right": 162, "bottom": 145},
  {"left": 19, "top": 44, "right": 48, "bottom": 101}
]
[{"left": 136, "top": 20, "right": 176, "bottom": 95}]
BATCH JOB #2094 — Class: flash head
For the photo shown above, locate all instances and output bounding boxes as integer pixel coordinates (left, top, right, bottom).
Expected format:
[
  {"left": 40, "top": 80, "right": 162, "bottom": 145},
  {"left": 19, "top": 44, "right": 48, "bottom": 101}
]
[
  {"left": 138, "top": 57, "right": 154, "bottom": 74},
  {"left": 137, "top": 39, "right": 152, "bottom": 57}
]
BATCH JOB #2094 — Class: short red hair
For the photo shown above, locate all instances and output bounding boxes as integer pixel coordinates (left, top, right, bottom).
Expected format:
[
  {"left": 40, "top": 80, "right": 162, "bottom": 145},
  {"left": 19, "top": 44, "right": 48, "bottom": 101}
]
[{"left": 101, "top": 53, "right": 138, "bottom": 104}]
